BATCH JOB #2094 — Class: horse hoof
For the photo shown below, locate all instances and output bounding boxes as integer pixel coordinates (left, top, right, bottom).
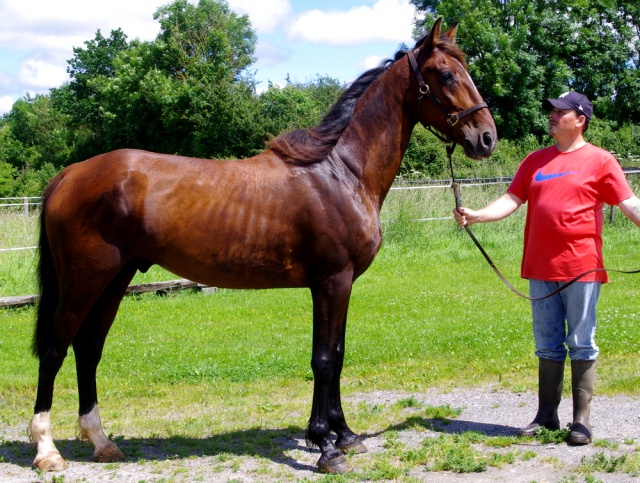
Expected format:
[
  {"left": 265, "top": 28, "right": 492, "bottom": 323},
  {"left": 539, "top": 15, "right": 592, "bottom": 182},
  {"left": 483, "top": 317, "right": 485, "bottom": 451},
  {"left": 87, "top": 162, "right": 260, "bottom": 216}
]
[
  {"left": 318, "top": 454, "right": 353, "bottom": 474},
  {"left": 32, "top": 451, "right": 68, "bottom": 472},
  {"left": 337, "top": 436, "right": 368, "bottom": 454},
  {"left": 94, "top": 442, "right": 125, "bottom": 463}
]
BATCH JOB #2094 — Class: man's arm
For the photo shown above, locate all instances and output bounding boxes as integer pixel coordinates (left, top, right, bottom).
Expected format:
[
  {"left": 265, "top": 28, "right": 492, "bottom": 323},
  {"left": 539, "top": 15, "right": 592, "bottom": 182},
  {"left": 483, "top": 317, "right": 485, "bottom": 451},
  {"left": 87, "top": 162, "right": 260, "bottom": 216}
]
[
  {"left": 453, "top": 192, "right": 523, "bottom": 226},
  {"left": 617, "top": 195, "right": 640, "bottom": 227}
]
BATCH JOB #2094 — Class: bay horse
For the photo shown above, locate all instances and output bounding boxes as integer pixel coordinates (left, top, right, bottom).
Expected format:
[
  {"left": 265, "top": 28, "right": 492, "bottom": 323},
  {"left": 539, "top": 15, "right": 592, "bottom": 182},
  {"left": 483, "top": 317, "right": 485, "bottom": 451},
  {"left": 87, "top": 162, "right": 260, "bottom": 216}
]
[{"left": 29, "top": 19, "right": 496, "bottom": 474}]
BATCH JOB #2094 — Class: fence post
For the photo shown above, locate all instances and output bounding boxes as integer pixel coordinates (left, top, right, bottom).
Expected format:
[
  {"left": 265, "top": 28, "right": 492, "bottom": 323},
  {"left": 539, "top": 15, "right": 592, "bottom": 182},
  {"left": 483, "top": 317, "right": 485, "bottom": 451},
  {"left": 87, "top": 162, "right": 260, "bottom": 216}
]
[{"left": 23, "top": 197, "right": 28, "bottom": 216}]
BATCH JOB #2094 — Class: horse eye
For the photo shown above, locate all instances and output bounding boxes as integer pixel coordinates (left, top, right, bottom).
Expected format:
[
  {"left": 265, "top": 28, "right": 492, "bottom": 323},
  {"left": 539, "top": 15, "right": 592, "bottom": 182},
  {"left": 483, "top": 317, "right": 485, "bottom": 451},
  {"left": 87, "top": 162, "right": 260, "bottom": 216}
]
[{"left": 440, "top": 71, "right": 454, "bottom": 83}]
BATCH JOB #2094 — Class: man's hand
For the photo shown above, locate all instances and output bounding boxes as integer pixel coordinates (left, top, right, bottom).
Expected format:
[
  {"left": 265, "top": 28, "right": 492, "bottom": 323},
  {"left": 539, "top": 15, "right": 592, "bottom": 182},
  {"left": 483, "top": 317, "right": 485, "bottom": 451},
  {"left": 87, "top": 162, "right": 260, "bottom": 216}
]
[{"left": 453, "top": 207, "right": 480, "bottom": 226}]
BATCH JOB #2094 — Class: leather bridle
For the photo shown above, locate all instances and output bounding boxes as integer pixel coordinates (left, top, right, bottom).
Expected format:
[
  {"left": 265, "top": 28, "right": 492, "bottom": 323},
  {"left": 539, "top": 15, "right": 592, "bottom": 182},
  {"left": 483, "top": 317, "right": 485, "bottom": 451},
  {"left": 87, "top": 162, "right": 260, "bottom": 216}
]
[{"left": 407, "top": 49, "right": 487, "bottom": 151}]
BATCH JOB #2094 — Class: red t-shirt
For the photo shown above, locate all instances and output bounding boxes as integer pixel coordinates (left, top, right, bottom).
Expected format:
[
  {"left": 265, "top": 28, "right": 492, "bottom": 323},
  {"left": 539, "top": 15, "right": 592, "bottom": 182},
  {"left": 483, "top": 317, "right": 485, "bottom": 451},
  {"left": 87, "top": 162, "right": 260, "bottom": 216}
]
[{"left": 507, "top": 143, "right": 633, "bottom": 283}]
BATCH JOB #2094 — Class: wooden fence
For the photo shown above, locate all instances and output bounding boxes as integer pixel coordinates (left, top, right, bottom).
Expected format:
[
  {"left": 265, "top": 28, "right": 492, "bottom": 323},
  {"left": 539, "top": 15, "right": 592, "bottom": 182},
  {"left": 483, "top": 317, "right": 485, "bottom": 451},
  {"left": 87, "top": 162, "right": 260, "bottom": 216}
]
[{"left": 0, "top": 279, "right": 216, "bottom": 309}]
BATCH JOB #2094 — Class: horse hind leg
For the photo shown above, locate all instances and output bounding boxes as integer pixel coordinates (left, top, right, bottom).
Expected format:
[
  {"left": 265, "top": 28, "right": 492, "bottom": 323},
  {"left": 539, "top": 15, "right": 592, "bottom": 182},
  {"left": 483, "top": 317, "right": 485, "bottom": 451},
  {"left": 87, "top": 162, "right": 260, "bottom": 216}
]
[
  {"left": 74, "top": 262, "right": 138, "bottom": 464},
  {"left": 30, "top": 259, "right": 137, "bottom": 471},
  {"left": 30, "top": 307, "right": 84, "bottom": 471},
  {"left": 30, "top": 395, "right": 68, "bottom": 471}
]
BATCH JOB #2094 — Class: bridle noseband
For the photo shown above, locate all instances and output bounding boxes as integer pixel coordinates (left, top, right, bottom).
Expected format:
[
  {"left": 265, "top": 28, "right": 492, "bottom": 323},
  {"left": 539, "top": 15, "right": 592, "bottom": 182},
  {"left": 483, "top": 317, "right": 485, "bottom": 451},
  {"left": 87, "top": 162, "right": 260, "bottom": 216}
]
[{"left": 407, "top": 50, "right": 487, "bottom": 148}]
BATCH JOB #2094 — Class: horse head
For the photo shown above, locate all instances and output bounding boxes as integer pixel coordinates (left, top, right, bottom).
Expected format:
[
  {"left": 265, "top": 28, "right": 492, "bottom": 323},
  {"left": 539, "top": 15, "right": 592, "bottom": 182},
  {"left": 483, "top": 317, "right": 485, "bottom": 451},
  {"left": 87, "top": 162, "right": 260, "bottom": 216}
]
[{"left": 410, "top": 18, "right": 497, "bottom": 160}]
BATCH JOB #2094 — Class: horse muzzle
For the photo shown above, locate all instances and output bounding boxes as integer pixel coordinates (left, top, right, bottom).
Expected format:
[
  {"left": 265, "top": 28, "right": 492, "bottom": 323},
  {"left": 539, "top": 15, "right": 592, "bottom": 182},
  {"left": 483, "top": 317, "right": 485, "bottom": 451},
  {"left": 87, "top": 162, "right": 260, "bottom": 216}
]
[{"left": 463, "top": 128, "right": 497, "bottom": 159}]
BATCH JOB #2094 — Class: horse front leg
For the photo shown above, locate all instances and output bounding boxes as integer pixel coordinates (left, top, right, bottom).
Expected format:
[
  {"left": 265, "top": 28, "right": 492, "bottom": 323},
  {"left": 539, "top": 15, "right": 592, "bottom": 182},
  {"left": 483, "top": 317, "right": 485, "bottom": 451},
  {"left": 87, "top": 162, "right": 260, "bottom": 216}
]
[
  {"left": 307, "top": 276, "right": 356, "bottom": 474},
  {"left": 331, "top": 318, "right": 367, "bottom": 455}
]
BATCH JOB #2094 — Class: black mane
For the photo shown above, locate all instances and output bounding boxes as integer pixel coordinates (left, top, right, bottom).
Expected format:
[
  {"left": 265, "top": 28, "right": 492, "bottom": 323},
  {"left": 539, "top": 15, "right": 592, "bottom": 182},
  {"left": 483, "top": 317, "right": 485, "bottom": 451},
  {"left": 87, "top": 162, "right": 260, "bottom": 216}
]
[
  {"left": 267, "top": 32, "right": 465, "bottom": 165},
  {"left": 268, "top": 49, "right": 408, "bottom": 164}
]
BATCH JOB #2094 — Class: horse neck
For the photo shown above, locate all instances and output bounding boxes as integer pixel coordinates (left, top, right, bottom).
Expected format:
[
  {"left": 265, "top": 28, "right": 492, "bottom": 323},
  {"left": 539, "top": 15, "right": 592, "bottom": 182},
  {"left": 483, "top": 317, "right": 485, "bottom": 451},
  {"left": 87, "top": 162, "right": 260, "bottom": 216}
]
[{"left": 339, "top": 63, "right": 416, "bottom": 207}]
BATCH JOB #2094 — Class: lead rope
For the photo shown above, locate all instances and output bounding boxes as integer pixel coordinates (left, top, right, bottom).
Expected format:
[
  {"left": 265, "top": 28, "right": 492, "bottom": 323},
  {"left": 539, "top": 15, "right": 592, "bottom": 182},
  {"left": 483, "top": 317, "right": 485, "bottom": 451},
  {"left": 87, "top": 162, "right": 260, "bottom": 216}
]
[{"left": 446, "top": 147, "right": 640, "bottom": 300}]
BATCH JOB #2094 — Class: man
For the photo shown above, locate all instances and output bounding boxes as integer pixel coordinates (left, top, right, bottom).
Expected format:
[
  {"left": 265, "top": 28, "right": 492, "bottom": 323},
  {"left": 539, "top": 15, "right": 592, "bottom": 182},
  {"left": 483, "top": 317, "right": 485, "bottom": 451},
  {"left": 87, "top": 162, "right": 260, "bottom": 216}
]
[{"left": 453, "top": 91, "right": 640, "bottom": 444}]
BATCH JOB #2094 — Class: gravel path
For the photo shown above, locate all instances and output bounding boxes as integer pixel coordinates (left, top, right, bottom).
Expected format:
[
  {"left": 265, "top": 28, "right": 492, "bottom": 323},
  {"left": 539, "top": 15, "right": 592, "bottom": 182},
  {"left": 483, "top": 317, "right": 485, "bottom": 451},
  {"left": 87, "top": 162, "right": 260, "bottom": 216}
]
[{"left": 2, "top": 386, "right": 639, "bottom": 482}]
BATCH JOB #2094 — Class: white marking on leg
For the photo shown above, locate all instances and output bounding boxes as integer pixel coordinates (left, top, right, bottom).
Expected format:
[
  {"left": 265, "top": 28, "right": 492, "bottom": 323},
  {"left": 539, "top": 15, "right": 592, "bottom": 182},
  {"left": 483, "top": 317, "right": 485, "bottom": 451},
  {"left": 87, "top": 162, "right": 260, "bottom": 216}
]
[
  {"left": 78, "top": 405, "right": 124, "bottom": 462},
  {"left": 29, "top": 411, "right": 67, "bottom": 471}
]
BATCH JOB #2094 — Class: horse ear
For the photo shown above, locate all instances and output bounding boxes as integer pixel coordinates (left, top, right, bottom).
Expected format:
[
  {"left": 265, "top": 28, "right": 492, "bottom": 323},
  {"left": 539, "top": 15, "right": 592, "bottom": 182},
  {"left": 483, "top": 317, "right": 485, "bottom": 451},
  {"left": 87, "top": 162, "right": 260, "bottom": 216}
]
[
  {"left": 445, "top": 22, "right": 458, "bottom": 43},
  {"left": 422, "top": 17, "right": 443, "bottom": 48}
]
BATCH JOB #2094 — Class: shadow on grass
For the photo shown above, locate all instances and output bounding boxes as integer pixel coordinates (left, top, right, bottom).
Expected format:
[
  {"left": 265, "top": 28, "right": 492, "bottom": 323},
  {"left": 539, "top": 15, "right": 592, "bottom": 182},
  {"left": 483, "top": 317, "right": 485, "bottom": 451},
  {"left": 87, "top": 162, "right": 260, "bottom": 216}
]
[
  {"left": 0, "top": 417, "right": 520, "bottom": 472},
  {"left": 0, "top": 426, "right": 318, "bottom": 472},
  {"left": 382, "top": 415, "right": 520, "bottom": 437}
]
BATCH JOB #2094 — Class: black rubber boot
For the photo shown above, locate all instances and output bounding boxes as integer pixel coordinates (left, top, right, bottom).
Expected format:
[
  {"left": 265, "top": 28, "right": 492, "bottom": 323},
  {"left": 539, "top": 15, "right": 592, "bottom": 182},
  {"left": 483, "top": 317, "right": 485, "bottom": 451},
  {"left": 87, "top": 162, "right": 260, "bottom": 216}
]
[
  {"left": 519, "top": 358, "right": 564, "bottom": 436},
  {"left": 569, "top": 359, "right": 596, "bottom": 445}
]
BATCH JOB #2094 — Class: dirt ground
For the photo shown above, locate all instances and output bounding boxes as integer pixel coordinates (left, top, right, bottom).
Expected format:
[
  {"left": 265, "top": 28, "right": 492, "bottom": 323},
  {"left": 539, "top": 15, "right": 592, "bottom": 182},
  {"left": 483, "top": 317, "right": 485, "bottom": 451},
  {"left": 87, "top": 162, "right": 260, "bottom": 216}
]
[{"left": 2, "top": 386, "right": 640, "bottom": 482}]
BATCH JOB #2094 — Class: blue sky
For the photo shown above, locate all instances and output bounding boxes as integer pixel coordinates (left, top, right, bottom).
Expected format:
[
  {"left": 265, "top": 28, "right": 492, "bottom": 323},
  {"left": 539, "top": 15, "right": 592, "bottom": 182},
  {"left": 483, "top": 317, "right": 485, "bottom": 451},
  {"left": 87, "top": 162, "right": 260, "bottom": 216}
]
[{"left": 0, "top": 0, "right": 418, "bottom": 114}]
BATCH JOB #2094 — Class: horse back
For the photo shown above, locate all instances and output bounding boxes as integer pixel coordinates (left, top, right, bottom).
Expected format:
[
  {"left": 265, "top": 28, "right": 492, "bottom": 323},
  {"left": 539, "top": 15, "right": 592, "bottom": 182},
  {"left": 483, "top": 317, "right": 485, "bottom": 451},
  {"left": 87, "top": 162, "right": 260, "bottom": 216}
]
[{"left": 42, "top": 149, "right": 382, "bottom": 289}]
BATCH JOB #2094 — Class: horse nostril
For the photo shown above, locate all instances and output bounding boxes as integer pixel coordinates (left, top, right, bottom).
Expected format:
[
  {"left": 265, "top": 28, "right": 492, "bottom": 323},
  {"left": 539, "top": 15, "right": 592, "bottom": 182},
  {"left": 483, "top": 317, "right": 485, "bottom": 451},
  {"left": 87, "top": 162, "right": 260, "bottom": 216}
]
[{"left": 482, "top": 132, "right": 494, "bottom": 148}]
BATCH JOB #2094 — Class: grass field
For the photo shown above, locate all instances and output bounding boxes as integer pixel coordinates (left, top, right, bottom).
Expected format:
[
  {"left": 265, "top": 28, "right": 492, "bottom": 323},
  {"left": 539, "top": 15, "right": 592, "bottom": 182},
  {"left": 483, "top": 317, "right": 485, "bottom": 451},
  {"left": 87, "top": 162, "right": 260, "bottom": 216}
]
[{"left": 2, "top": 182, "right": 640, "bottom": 480}]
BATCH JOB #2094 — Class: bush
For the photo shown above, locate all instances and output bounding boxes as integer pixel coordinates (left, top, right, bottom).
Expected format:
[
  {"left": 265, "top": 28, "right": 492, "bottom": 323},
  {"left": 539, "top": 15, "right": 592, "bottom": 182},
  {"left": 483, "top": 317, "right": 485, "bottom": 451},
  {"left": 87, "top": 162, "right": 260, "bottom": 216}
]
[
  {"left": 400, "top": 125, "right": 450, "bottom": 179},
  {"left": 586, "top": 120, "right": 640, "bottom": 165}
]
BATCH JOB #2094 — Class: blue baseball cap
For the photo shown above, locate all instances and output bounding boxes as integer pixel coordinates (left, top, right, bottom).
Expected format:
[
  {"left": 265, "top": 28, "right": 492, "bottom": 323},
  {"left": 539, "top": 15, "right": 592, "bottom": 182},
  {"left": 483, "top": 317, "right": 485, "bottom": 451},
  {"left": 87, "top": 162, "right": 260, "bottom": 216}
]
[{"left": 542, "top": 91, "right": 593, "bottom": 121}]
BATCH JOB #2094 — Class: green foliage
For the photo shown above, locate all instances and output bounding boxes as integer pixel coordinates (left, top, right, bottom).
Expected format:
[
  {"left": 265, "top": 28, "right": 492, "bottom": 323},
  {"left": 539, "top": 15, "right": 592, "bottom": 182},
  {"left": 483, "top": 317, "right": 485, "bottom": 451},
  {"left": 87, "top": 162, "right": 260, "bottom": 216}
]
[
  {"left": 64, "top": 27, "right": 130, "bottom": 135},
  {"left": 0, "top": 161, "right": 17, "bottom": 197},
  {"left": 585, "top": 120, "right": 640, "bottom": 163},
  {"left": 2, "top": 95, "right": 75, "bottom": 171},
  {"left": 405, "top": 434, "right": 487, "bottom": 472},
  {"left": 54, "top": 0, "right": 262, "bottom": 160},
  {"left": 257, "top": 76, "right": 342, "bottom": 141},
  {"left": 423, "top": 404, "right": 462, "bottom": 420},
  {"left": 579, "top": 451, "right": 640, "bottom": 476},
  {"left": 533, "top": 426, "right": 570, "bottom": 444},
  {"left": 401, "top": 125, "right": 449, "bottom": 178},
  {"left": 1, "top": 0, "right": 639, "bottom": 195}
]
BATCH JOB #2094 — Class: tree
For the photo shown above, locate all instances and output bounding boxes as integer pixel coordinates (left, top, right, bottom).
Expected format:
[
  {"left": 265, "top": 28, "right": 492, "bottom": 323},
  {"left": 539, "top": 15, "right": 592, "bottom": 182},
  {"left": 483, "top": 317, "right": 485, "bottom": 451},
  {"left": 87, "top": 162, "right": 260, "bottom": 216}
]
[
  {"left": 83, "top": 0, "right": 261, "bottom": 158},
  {"left": 154, "top": 0, "right": 255, "bottom": 84},
  {"left": 3, "top": 94, "right": 73, "bottom": 170},
  {"left": 257, "top": 76, "right": 343, "bottom": 141},
  {"left": 54, "top": 28, "right": 130, "bottom": 156}
]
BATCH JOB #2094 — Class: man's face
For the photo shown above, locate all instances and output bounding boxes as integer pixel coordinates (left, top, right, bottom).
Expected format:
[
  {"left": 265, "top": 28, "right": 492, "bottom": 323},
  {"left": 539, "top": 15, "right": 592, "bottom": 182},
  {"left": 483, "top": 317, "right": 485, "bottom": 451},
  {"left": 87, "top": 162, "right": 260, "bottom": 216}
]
[{"left": 548, "top": 107, "right": 585, "bottom": 138}]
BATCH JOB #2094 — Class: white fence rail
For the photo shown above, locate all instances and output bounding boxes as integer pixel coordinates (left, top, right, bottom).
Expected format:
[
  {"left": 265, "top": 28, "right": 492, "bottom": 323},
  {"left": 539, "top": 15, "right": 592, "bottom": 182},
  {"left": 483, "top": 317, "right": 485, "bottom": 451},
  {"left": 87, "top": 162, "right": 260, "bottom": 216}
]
[
  {"left": 1, "top": 181, "right": 479, "bottom": 252},
  {"left": 0, "top": 197, "right": 42, "bottom": 215},
  {"left": 3, "top": 170, "right": 640, "bottom": 253}
]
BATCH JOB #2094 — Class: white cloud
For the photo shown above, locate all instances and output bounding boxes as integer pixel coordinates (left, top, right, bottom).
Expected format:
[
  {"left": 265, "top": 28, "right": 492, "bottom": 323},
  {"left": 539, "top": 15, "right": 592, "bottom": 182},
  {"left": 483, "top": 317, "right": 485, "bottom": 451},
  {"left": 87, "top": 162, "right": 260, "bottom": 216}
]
[
  {"left": 0, "top": 1, "right": 417, "bottom": 114},
  {"left": 0, "top": 0, "right": 164, "bottom": 49},
  {"left": 0, "top": 96, "right": 15, "bottom": 113},
  {"left": 0, "top": 0, "right": 167, "bottom": 114},
  {"left": 228, "top": 0, "right": 292, "bottom": 34},
  {"left": 255, "top": 40, "right": 293, "bottom": 68},
  {"left": 17, "top": 60, "right": 69, "bottom": 89},
  {"left": 288, "top": 0, "right": 415, "bottom": 45},
  {"left": 363, "top": 55, "right": 385, "bottom": 70}
]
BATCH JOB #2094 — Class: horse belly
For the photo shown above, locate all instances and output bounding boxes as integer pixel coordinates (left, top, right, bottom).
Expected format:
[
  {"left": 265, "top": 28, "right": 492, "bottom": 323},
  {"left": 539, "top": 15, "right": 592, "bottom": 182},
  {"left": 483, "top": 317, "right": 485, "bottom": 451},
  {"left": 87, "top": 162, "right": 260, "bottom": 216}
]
[
  {"left": 153, "top": 242, "right": 307, "bottom": 290},
  {"left": 139, "top": 207, "right": 309, "bottom": 289}
]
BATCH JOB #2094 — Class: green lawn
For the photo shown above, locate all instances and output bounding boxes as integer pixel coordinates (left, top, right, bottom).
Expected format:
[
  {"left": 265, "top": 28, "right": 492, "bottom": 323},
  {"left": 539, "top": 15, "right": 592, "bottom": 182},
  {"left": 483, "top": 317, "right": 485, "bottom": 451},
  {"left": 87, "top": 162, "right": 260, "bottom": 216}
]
[{"left": 1, "top": 183, "right": 640, "bottom": 449}]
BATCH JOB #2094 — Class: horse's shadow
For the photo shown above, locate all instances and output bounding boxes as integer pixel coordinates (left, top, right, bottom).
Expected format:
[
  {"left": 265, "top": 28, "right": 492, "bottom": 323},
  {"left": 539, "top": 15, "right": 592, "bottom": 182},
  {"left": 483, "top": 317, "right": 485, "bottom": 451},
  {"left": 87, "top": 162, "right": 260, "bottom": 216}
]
[
  {"left": 0, "top": 417, "right": 519, "bottom": 471},
  {"left": 0, "top": 426, "right": 316, "bottom": 472}
]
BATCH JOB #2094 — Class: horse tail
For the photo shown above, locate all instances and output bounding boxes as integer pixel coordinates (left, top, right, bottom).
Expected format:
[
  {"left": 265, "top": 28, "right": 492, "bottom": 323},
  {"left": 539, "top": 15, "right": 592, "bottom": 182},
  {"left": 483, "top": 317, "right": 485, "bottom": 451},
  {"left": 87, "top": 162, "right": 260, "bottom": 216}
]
[{"left": 32, "top": 176, "right": 62, "bottom": 358}]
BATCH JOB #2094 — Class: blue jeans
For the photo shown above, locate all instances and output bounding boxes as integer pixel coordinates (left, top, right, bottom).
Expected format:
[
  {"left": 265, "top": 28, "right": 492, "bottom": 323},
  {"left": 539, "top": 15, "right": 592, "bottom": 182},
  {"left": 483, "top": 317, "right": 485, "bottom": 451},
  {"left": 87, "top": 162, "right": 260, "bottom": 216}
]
[{"left": 529, "top": 279, "right": 600, "bottom": 362}]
